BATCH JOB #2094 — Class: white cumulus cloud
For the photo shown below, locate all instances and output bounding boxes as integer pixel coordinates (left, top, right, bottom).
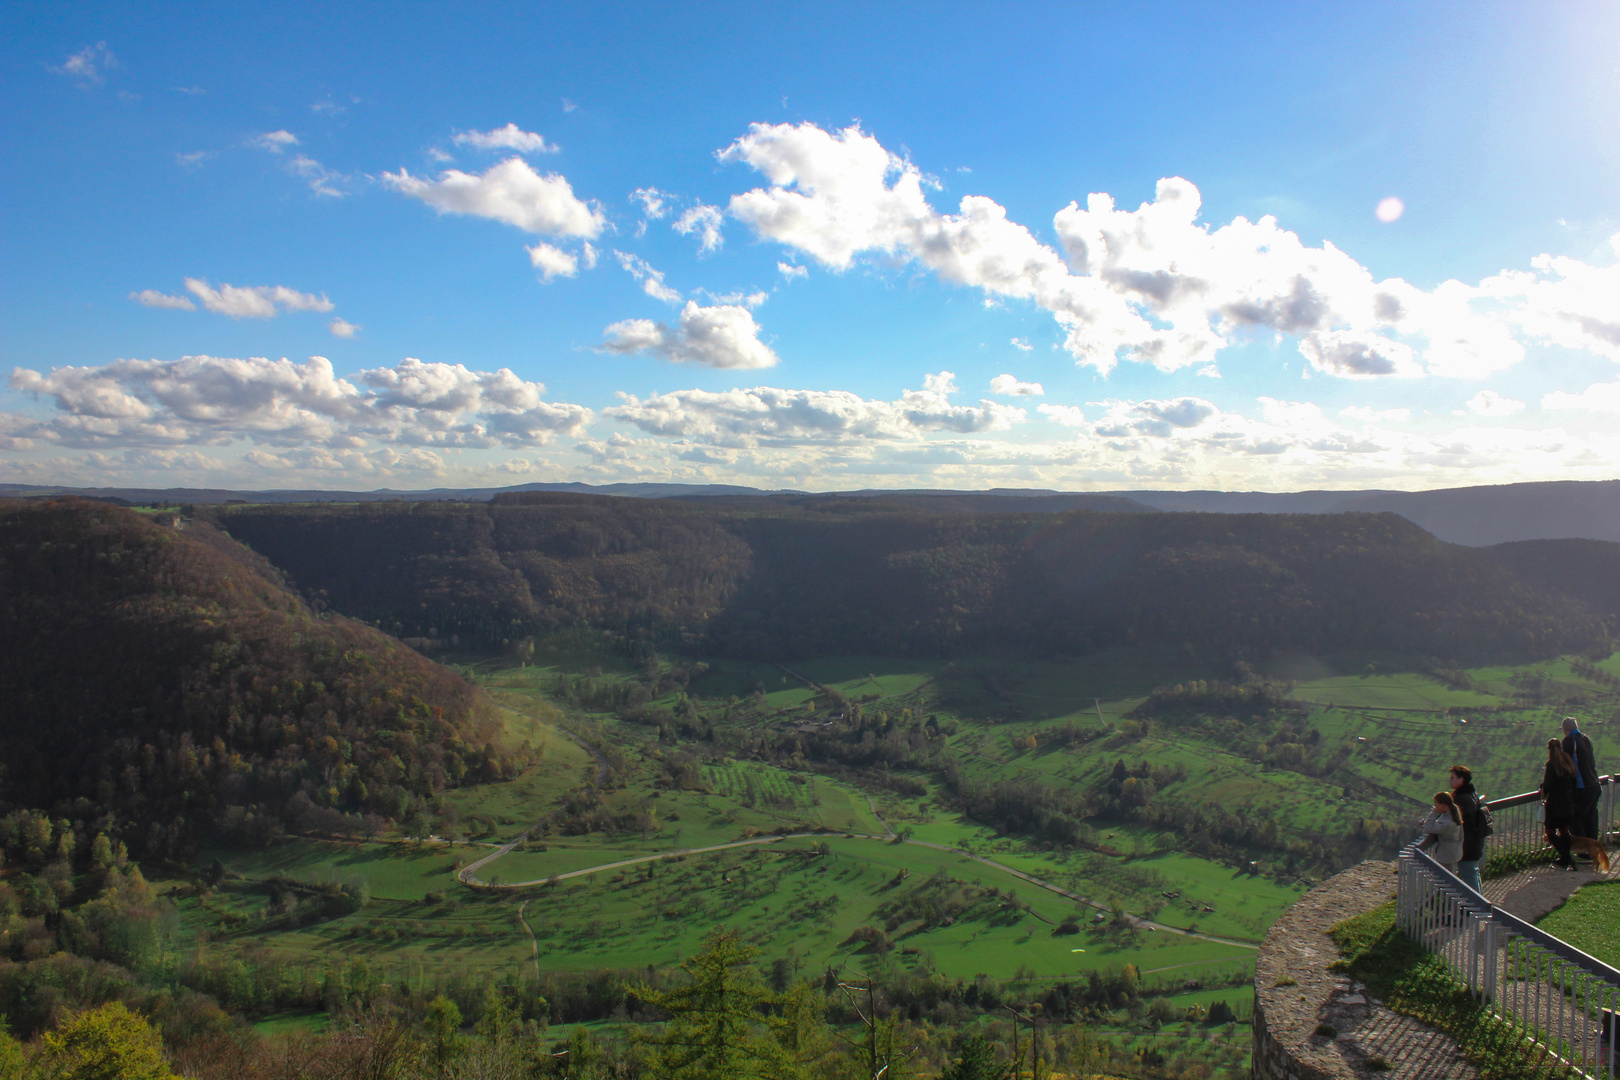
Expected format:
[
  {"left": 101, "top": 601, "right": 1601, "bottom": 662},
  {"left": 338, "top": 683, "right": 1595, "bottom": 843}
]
[
  {"left": 1464, "top": 389, "right": 1525, "bottom": 417},
  {"left": 604, "top": 371, "right": 1024, "bottom": 446},
  {"left": 778, "top": 262, "right": 808, "bottom": 281},
  {"left": 384, "top": 157, "right": 605, "bottom": 238},
  {"left": 674, "top": 204, "right": 725, "bottom": 253},
  {"left": 1341, "top": 405, "right": 1412, "bottom": 423},
  {"left": 452, "top": 123, "right": 557, "bottom": 154},
  {"left": 1542, "top": 380, "right": 1620, "bottom": 414},
  {"left": 631, "top": 187, "right": 670, "bottom": 220},
  {"left": 131, "top": 289, "right": 196, "bottom": 311},
  {"left": 601, "top": 301, "right": 778, "bottom": 369},
  {"left": 717, "top": 121, "right": 1620, "bottom": 381},
  {"left": 8, "top": 355, "right": 592, "bottom": 450},
  {"left": 52, "top": 42, "right": 117, "bottom": 86},
  {"left": 287, "top": 154, "right": 349, "bottom": 198},
  {"left": 1037, "top": 404, "right": 1087, "bottom": 426},
  {"left": 614, "top": 252, "right": 682, "bottom": 304},
  {"left": 990, "top": 374, "right": 1043, "bottom": 396},
  {"left": 527, "top": 242, "right": 579, "bottom": 282},
  {"left": 252, "top": 130, "right": 299, "bottom": 153},
  {"left": 181, "top": 278, "right": 333, "bottom": 318},
  {"left": 329, "top": 317, "right": 360, "bottom": 338}
]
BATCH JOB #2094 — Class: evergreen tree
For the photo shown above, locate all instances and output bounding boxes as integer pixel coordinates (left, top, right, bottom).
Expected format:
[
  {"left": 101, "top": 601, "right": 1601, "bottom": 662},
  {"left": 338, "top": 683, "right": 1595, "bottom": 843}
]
[
  {"left": 635, "top": 929, "right": 810, "bottom": 1080},
  {"left": 941, "top": 1034, "right": 1008, "bottom": 1080}
]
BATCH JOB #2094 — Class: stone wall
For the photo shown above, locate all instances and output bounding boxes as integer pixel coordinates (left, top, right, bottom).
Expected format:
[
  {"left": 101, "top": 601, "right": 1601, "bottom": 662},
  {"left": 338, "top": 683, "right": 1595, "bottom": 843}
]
[{"left": 1251, "top": 861, "right": 1477, "bottom": 1080}]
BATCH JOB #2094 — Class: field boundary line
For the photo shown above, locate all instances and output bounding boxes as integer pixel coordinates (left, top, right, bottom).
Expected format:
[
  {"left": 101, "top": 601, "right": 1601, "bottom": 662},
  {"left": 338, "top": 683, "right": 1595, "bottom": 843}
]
[{"left": 462, "top": 829, "right": 1258, "bottom": 951}]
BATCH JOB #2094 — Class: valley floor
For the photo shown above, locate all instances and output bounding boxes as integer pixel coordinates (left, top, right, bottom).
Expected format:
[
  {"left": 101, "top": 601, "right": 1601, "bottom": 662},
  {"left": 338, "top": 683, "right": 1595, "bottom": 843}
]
[{"left": 170, "top": 645, "right": 1620, "bottom": 1035}]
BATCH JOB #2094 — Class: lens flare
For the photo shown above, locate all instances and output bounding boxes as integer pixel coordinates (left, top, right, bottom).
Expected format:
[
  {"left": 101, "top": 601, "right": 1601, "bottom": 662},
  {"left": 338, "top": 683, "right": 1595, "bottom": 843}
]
[{"left": 1376, "top": 196, "right": 1405, "bottom": 223}]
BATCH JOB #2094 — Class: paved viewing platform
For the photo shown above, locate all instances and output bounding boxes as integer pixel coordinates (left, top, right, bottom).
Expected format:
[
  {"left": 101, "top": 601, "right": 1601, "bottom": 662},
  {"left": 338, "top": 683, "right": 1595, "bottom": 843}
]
[
  {"left": 1481, "top": 858, "right": 1606, "bottom": 923},
  {"left": 1255, "top": 777, "right": 1618, "bottom": 1080}
]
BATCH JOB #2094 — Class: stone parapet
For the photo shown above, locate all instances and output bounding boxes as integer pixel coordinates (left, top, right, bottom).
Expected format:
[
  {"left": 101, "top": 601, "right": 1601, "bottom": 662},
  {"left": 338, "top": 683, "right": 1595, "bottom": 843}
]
[{"left": 1252, "top": 861, "right": 1476, "bottom": 1080}]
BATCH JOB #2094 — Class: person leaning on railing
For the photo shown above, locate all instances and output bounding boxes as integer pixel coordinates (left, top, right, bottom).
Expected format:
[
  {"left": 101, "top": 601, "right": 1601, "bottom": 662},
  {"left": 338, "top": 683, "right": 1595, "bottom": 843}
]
[
  {"left": 1448, "top": 765, "right": 1485, "bottom": 893},
  {"left": 1541, "top": 738, "right": 1580, "bottom": 870},
  {"left": 1417, "top": 791, "right": 1464, "bottom": 874}
]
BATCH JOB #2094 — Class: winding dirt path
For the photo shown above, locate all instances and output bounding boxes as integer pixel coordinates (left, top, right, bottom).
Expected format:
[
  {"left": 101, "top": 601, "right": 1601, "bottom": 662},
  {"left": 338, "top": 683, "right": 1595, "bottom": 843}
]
[
  {"left": 516, "top": 899, "right": 540, "bottom": 980},
  {"left": 455, "top": 723, "right": 606, "bottom": 888},
  {"left": 461, "top": 813, "right": 1259, "bottom": 950}
]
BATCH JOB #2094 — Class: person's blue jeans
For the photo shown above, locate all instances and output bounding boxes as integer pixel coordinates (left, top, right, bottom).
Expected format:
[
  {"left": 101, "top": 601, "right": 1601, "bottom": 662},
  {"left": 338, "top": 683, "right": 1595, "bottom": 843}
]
[{"left": 1456, "top": 860, "right": 1482, "bottom": 895}]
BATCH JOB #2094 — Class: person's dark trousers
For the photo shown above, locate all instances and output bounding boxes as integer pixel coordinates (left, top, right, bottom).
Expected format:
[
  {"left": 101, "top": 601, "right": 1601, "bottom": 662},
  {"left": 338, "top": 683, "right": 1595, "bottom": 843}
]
[
  {"left": 1547, "top": 819, "right": 1575, "bottom": 865},
  {"left": 1573, "top": 788, "right": 1602, "bottom": 841}
]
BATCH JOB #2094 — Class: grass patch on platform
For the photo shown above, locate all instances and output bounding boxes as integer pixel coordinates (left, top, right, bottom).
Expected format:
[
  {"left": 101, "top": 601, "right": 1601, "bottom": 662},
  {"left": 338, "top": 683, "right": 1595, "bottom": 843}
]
[
  {"left": 1536, "top": 879, "right": 1620, "bottom": 968},
  {"left": 1331, "top": 901, "right": 1577, "bottom": 1080}
]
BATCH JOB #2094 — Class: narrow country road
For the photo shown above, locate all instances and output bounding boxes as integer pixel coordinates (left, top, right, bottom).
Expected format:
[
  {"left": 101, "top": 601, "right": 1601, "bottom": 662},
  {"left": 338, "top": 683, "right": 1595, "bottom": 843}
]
[
  {"left": 460, "top": 804, "right": 1259, "bottom": 951},
  {"left": 456, "top": 723, "right": 606, "bottom": 888}
]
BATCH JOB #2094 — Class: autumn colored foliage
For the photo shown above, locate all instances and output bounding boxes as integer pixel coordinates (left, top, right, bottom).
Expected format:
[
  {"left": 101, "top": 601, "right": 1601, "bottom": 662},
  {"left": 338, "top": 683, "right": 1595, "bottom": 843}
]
[{"left": 0, "top": 499, "right": 503, "bottom": 857}]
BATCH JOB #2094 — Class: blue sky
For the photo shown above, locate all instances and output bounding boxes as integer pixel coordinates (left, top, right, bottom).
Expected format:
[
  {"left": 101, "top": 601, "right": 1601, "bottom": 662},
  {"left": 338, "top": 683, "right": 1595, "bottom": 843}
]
[{"left": 4, "top": 1, "right": 1619, "bottom": 491}]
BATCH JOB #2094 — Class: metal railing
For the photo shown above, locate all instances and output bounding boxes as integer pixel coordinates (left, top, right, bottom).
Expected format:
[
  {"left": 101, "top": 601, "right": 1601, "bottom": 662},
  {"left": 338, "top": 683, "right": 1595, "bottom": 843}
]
[
  {"left": 1396, "top": 776, "right": 1619, "bottom": 1077},
  {"left": 1481, "top": 776, "right": 1620, "bottom": 870}
]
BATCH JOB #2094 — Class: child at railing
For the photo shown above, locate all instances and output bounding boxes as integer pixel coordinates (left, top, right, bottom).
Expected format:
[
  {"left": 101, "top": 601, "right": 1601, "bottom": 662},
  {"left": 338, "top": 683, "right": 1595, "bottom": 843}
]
[{"left": 1417, "top": 791, "right": 1464, "bottom": 873}]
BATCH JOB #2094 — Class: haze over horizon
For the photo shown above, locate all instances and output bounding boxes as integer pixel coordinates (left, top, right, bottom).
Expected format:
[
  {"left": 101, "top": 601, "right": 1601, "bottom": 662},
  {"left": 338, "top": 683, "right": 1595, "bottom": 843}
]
[{"left": 5, "top": 2, "right": 1620, "bottom": 494}]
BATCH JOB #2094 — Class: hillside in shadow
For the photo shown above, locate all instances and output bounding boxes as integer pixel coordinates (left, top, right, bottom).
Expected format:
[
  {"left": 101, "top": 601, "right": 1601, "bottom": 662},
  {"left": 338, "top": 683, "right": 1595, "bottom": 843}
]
[
  {"left": 207, "top": 493, "right": 1614, "bottom": 666},
  {"left": 0, "top": 499, "right": 508, "bottom": 856}
]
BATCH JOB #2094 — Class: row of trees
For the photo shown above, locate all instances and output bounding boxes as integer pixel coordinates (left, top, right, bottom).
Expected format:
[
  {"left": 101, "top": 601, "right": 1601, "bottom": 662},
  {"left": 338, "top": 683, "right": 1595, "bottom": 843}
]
[{"left": 0, "top": 929, "right": 1242, "bottom": 1079}]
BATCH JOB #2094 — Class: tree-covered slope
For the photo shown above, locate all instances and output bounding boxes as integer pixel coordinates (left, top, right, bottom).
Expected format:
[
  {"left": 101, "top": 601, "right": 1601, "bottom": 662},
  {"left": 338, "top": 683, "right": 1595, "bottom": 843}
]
[
  {"left": 0, "top": 499, "right": 506, "bottom": 857},
  {"left": 208, "top": 494, "right": 1612, "bottom": 665},
  {"left": 1485, "top": 538, "right": 1620, "bottom": 623}
]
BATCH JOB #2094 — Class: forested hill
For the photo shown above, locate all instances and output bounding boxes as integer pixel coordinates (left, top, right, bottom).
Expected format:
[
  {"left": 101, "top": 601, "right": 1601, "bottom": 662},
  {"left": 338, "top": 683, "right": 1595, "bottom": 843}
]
[
  {"left": 208, "top": 494, "right": 1612, "bottom": 665},
  {"left": 1484, "top": 538, "right": 1620, "bottom": 623},
  {"left": 0, "top": 499, "right": 506, "bottom": 858}
]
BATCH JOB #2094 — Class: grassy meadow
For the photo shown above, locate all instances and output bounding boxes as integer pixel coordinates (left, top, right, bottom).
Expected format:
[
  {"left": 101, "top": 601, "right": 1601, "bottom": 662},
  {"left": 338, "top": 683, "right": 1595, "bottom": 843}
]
[{"left": 168, "top": 643, "right": 1620, "bottom": 1016}]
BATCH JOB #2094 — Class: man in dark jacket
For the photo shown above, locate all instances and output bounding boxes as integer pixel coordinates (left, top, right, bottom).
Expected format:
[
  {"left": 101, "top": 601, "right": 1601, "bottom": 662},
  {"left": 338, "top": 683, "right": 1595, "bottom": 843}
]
[
  {"left": 1562, "top": 717, "right": 1602, "bottom": 842},
  {"left": 1449, "top": 765, "right": 1486, "bottom": 893}
]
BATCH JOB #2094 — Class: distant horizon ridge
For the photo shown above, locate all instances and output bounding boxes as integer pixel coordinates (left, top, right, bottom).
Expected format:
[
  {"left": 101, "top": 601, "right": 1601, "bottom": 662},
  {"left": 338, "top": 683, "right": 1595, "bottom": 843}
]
[{"left": 4, "top": 476, "right": 1619, "bottom": 547}]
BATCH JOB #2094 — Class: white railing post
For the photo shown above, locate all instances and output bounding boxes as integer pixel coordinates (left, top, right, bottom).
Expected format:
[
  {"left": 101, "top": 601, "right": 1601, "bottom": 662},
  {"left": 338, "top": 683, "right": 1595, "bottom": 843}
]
[{"left": 1392, "top": 779, "right": 1620, "bottom": 1078}]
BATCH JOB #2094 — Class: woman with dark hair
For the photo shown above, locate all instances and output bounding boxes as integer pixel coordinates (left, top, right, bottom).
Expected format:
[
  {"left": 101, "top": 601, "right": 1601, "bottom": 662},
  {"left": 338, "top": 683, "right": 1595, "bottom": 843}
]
[
  {"left": 1417, "top": 790, "right": 1464, "bottom": 874},
  {"left": 1541, "top": 738, "right": 1579, "bottom": 870},
  {"left": 1449, "top": 765, "right": 1486, "bottom": 893}
]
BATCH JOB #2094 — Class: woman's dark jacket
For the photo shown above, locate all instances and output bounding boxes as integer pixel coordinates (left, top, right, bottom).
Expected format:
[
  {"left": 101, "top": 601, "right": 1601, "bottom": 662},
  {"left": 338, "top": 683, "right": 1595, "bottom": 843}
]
[
  {"left": 1541, "top": 765, "right": 1578, "bottom": 820},
  {"left": 1453, "top": 782, "right": 1486, "bottom": 862}
]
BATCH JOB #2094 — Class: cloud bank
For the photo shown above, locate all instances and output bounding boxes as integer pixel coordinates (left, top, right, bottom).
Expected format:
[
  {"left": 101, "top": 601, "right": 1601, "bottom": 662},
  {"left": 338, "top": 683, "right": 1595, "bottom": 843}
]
[
  {"left": 718, "top": 122, "right": 1620, "bottom": 380},
  {"left": 132, "top": 279, "right": 333, "bottom": 318},
  {"left": 604, "top": 371, "right": 1024, "bottom": 446},
  {"left": 7, "top": 355, "right": 591, "bottom": 450}
]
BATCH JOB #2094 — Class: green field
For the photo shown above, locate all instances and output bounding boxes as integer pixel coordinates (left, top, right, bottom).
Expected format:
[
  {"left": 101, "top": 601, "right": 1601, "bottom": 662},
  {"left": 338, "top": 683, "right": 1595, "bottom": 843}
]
[
  {"left": 492, "top": 836, "right": 1256, "bottom": 978},
  {"left": 174, "top": 644, "right": 1620, "bottom": 1003},
  {"left": 207, "top": 838, "right": 464, "bottom": 900},
  {"left": 1537, "top": 880, "right": 1620, "bottom": 968}
]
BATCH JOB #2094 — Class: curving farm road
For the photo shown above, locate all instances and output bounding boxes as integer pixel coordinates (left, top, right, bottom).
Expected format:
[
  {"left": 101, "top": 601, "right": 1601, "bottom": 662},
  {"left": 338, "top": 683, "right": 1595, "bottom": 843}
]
[{"left": 460, "top": 815, "right": 1258, "bottom": 951}]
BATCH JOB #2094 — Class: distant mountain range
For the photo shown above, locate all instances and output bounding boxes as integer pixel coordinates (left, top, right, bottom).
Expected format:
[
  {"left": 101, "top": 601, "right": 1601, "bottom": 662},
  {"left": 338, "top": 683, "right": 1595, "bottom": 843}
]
[{"left": 3, "top": 477, "right": 1617, "bottom": 547}]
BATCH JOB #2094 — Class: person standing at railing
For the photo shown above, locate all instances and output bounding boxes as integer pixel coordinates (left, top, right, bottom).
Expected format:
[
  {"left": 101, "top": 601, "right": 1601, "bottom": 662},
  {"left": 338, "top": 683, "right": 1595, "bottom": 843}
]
[
  {"left": 1417, "top": 791, "right": 1464, "bottom": 874},
  {"left": 1541, "top": 738, "right": 1580, "bottom": 870},
  {"left": 1448, "top": 765, "right": 1486, "bottom": 893},
  {"left": 1562, "top": 716, "right": 1602, "bottom": 845}
]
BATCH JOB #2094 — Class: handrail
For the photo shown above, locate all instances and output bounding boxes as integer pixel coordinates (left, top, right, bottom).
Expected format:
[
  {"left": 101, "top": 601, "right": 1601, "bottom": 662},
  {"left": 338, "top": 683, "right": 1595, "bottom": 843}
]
[
  {"left": 1395, "top": 771, "right": 1620, "bottom": 1076},
  {"left": 1408, "top": 842, "right": 1620, "bottom": 984},
  {"left": 1484, "top": 774, "right": 1617, "bottom": 812}
]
